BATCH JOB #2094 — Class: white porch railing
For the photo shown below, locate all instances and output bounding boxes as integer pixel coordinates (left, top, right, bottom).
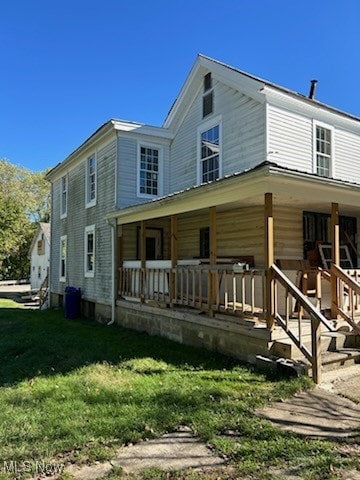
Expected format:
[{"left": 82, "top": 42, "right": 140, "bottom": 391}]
[{"left": 118, "top": 265, "right": 266, "bottom": 317}]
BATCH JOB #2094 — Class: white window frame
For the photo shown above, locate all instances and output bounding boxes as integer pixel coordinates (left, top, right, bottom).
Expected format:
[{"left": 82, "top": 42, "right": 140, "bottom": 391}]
[
  {"left": 84, "top": 224, "right": 95, "bottom": 278},
  {"left": 85, "top": 153, "right": 97, "bottom": 208},
  {"left": 60, "top": 174, "right": 68, "bottom": 219},
  {"left": 59, "top": 235, "right": 67, "bottom": 282},
  {"left": 197, "top": 115, "right": 222, "bottom": 184},
  {"left": 137, "top": 142, "right": 163, "bottom": 199},
  {"left": 313, "top": 121, "right": 335, "bottom": 178}
]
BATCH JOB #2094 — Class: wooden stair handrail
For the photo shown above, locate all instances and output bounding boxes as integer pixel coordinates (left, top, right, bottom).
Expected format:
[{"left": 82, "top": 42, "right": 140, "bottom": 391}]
[
  {"left": 331, "top": 263, "right": 360, "bottom": 295},
  {"left": 271, "top": 264, "right": 335, "bottom": 332}
]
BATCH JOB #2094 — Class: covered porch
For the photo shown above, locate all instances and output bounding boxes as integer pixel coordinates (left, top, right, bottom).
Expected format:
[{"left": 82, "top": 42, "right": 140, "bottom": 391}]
[{"left": 107, "top": 163, "right": 360, "bottom": 382}]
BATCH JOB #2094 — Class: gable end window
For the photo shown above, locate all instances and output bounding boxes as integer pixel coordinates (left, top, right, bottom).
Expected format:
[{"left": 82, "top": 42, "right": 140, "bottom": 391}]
[
  {"left": 203, "top": 91, "right": 213, "bottom": 117},
  {"left": 204, "top": 72, "right": 212, "bottom": 92},
  {"left": 202, "top": 73, "right": 214, "bottom": 118},
  {"left": 198, "top": 121, "right": 221, "bottom": 183},
  {"left": 315, "top": 125, "right": 332, "bottom": 178},
  {"left": 138, "top": 145, "right": 162, "bottom": 197},
  {"left": 60, "top": 175, "right": 67, "bottom": 218},
  {"left": 86, "top": 154, "right": 97, "bottom": 207},
  {"left": 84, "top": 225, "right": 95, "bottom": 277},
  {"left": 59, "top": 235, "right": 67, "bottom": 282}
]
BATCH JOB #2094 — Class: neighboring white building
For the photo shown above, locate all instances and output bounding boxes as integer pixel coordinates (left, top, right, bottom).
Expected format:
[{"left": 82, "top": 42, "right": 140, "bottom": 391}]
[{"left": 29, "top": 222, "right": 50, "bottom": 290}]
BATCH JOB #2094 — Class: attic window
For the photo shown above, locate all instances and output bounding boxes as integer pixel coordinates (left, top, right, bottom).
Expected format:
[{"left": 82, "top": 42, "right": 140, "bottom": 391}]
[
  {"left": 203, "top": 91, "right": 213, "bottom": 117},
  {"left": 204, "top": 73, "right": 212, "bottom": 92}
]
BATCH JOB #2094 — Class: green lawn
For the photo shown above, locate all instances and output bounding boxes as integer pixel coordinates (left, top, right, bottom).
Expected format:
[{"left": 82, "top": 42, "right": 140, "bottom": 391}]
[{"left": 0, "top": 298, "right": 358, "bottom": 479}]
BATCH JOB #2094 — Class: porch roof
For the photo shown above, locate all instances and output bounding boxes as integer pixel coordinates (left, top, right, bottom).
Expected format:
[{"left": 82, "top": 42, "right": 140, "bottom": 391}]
[{"left": 106, "top": 162, "right": 360, "bottom": 225}]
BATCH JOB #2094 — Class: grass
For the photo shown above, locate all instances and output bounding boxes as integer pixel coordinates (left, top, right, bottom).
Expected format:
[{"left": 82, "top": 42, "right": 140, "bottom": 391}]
[{"left": 0, "top": 297, "right": 359, "bottom": 479}]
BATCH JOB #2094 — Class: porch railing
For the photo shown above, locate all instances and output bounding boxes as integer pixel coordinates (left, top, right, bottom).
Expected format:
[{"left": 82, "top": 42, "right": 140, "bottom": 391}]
[
  {"left": 118, "top": 265, "right": 265, "bottom": 317},
  {"left": 271, "top": 264, "right": 336, "bottom": 383},
  {"left": 331, "top": 264, "right": 360, "bottom": 334}
]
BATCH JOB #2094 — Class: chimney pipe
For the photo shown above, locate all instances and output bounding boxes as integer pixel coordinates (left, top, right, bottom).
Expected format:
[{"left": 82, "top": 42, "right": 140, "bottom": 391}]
[{"left": 309, "top": 79, "right": 318, "bottom": 99}]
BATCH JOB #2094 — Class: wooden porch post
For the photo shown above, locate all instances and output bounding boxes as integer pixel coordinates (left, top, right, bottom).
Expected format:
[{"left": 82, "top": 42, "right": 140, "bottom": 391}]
[
  {"left": 170, "top": 215, "right": 178, "bottom": 306},
  {"left": 264, "top": 193, "right": 275, "bottom": 330},
  {"left": 140, "top": 221, "right": 146, "bottom": 303},
  {"left": 331, "top": 202, "right": 340, "bottom": 319},
  {"left": 117, "top": 225, "right": 123, "bottom": 297},
  {"left": 209, "top": 206, "right": 217, "bottom": 316}
]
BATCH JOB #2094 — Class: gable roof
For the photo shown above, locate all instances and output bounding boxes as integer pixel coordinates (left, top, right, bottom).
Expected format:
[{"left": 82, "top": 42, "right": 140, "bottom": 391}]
[
  {"left": 28, "top": 222, "right": 51, "bottom": 257},
  {"left": 163, "top": 54, "right": 360, "bottom": 131}
]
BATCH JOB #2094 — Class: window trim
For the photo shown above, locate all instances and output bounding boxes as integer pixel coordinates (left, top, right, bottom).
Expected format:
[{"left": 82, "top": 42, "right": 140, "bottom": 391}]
[
  {"left": 136, "top": 142, "right": 163, "bottom": 199},
  {"left": 197, "top": 115, "right": 222, "bottom": 184},
  {"left": 60, "top": 174, "right": 68, "bottom": 219},
  {"left": 85, "top": 153, "right": 97, "bottom": 208},
  {"left": 313, "top": 121, "right": 335, "bottom": 178},
  {"left": 84, "top": 224, "right": 95, "bottom": 278},
  {"left": 59, "top": 235, "right": 67, "bottom": 282}
]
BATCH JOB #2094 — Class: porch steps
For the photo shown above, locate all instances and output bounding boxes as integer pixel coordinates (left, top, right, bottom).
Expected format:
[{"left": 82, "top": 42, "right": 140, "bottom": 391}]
[
  {"left": 271, "top": 326, "right": 360, "bottom": 374},
  {"left": 321, "top": 349, "right": 360, "bottom": 372}
]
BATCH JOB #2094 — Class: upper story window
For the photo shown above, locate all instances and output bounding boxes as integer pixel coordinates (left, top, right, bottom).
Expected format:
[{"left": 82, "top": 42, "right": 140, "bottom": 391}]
[
  {"left": 203, "top": 72, "right": 213, "bottom": 118},
  {"left": 198, "top": 117, "right": 222, "bottom": 183},
  {"left": 86, "top": 154, "right": 97, "bottom": 207},
  {"left": 60, "top": 175, "right": 67, "bottom": 218},
  {"left": 59, "top": 235, "right": 67, "bottom": 282},
  {"left": 138, "top": 145, "right": 162, "bottom": 197},
  {"left": 315, "top": 125, "right": 332, "bottom": 178},
  {"left": 84, "top": 225, "right": 95, "bottom": 277}
]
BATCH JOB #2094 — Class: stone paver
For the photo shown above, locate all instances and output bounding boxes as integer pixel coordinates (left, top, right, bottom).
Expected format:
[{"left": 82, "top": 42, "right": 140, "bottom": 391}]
[{"left": 112, "top": 428, "right": 224, "bottom": 473}]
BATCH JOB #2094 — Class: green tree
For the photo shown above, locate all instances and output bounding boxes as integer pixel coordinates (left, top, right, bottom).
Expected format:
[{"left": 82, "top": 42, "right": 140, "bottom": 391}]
[{"left": 0, "top": 159, "right": 50, "bottom": 280}]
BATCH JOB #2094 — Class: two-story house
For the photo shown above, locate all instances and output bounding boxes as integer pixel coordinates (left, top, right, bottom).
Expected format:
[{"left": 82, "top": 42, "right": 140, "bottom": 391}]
[{"left": 47, "top": 55, "right": 360, "bottom": 382}]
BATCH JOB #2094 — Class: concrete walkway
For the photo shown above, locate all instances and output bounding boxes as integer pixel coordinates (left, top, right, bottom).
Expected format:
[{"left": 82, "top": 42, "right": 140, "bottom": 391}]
[
  {"left": 257, "top": 365, "right": 360, "bottom": 440},
  {"left": 64, "top": 427, "right": 224, "bottom": 480}
]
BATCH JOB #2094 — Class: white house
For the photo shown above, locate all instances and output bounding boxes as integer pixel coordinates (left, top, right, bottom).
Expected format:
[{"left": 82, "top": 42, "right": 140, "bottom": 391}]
[
  {"left": 29, "top": 222, "right": 50, "bottom": 290},
  {"left": 46, "top": 55, "right": 360, "bottom": 382}
]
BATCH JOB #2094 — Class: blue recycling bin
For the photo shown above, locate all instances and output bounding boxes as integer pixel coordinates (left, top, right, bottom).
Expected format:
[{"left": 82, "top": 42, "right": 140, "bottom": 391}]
[{"left": 65, "top": 286, "right": 81, "bottom": 319}]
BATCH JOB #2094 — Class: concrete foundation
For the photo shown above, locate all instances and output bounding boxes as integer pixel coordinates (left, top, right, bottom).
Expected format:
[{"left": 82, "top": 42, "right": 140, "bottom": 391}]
[{"left": 115, "top": 300, "right": 271, "bottom": 363}]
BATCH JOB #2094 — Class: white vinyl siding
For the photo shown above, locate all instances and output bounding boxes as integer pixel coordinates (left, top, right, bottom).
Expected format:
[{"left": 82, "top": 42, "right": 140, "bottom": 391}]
[
  {"left": 170, "top": 79, "right": 265, "bottom": 192},
  {"left": 334, "top": 128, "right": 360, "bottom": 184},
  {"left": 59, "top": 235, "right": 67, "bottom": 282},
  {"left": 84, "top": 225, "right": 95, "bottom": 277},
  {"left": 86, "top": 153, "right": 97, "bottom": 207},
  {"left": 60, "top": 175, "right": 67, "bottom": 218},
  {"left": 267, "top": 105, "right": 313, "bottom": 171}
]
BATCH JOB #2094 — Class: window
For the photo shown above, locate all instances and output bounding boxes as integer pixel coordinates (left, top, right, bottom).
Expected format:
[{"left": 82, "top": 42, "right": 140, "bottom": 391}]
[
  {"left": 202, "top": 73, "right": 213, "bottom": 118},
  {"left": 59, "top": 235, "right": 67, "bottom": 281},
  {"left": 61, "top": 175, "right": 67, "bottom": 218},
  {"left": 38, "top": 266, "right": 41, "bottom": 279},
  {"left": 84, "top": 225, "right": 95, "bottom": 277},
  {"left": 204, "top": 72, "right": 212, "bottom": 92},
  {"left": 203, "top": 91, "right": 213, "bottom": 117},
  {"left": 199, "top": 123, "right": 221, "bottom": 183},
  {"left": 138, "top": 146, "right": 161, "bottom": 197},
  {"left": 200, "top": 227, "right": 210, "bottom": 258},
  {"left": 315, "top": 125, "right": 332, "bottom": 177},
  {"left": 86, "top": 154, "right": 96, "bottom": 207}
]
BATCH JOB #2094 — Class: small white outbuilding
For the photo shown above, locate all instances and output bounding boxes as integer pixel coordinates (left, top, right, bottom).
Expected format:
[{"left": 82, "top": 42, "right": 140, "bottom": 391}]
[{"left": 28, "top": 222, "right": 50, "bottom": 290}]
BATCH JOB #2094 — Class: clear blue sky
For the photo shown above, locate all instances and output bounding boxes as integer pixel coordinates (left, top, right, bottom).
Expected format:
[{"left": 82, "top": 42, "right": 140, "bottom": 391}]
[{"left": 1, "top": 0, "right": 360, "bottom": 172}]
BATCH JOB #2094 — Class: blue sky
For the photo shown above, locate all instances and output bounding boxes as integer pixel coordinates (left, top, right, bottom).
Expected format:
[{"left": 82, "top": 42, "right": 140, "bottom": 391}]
[{"left": 1, "top": 0, "right": 360, "bottom": 172}]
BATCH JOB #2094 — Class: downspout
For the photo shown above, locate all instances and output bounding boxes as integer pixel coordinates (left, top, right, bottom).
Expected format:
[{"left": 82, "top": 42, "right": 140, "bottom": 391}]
[{"left": 106, "top": 217, "right": 117, "bottom": 325}]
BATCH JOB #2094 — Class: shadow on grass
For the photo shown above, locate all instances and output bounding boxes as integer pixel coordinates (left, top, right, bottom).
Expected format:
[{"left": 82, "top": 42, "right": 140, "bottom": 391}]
[{"left": 0, "top": 305, "right": 242, "bottom": 386}]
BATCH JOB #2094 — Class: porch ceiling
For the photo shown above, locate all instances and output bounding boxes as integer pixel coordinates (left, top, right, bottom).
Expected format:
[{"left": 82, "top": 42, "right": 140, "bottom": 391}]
[{"left": 107, "top": 163, "right": 360, "bottom": 225}]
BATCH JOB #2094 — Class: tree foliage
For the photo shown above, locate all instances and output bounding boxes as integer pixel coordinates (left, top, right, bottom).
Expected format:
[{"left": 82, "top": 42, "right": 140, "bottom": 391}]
[{"left": 0, "top": 159, "right": 50, "bottom": 280}]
